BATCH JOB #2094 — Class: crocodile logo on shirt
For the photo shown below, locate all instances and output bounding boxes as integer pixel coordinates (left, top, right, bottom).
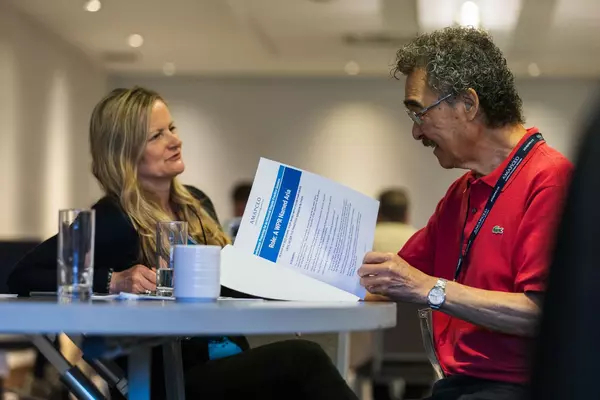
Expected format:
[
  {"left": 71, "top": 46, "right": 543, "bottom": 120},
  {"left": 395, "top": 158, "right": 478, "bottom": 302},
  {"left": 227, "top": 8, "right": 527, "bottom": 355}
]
[{"left": 492, "top": 225, "right": 504, "bottom": 235}]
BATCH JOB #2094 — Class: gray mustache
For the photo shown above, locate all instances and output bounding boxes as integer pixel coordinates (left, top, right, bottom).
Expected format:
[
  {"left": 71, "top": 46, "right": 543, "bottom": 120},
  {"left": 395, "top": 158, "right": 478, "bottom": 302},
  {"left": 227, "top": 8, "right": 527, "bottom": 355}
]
[{"left": 422, "top": 138, "right": 436, "bottom": 148}]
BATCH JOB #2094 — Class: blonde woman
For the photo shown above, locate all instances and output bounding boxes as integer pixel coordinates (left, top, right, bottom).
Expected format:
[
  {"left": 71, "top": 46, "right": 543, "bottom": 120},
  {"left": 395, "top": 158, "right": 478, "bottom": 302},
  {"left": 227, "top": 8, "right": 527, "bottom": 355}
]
[{"left": 9, "top": 87, "right": 357, "bottom": 400}]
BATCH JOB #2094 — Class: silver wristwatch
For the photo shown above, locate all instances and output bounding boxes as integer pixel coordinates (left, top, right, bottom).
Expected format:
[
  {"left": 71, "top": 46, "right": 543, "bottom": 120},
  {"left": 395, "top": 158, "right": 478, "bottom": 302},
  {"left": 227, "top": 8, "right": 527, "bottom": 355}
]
[{"left": 427, "top": 278, "right": 447, "bottom": 310}]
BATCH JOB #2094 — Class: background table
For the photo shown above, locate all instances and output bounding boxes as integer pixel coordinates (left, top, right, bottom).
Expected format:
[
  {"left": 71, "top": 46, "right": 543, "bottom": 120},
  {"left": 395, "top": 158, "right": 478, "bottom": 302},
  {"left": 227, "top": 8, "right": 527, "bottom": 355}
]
[{"left": 0, "top": 299, "right": 397, "bottom": 399}]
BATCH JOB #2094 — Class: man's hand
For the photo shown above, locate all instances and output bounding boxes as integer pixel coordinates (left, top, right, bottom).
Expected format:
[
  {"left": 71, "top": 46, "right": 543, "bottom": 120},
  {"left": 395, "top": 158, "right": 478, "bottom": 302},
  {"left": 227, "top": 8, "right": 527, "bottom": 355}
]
[
  {"left": 363, "top": 293, "right": 391, "bottom": 302},
  {"left": 358, "top": 252, "right": 435, "bottom": 304},
  {"left": 359, "top": 253, "right": 543, "bottom": 336},
  {"left": 109, "top": 264, "right": 156, "bottom": 294}
]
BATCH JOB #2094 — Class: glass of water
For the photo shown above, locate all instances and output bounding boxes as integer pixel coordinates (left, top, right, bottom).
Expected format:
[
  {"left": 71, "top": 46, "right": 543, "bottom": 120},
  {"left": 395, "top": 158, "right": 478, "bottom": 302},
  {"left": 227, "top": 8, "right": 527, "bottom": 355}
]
[
  {"left": 58, "top": 209, "right": 95, "bottom": 303},
  {"left": 156, "top": 221, "right": 188, "bottom": 296}
]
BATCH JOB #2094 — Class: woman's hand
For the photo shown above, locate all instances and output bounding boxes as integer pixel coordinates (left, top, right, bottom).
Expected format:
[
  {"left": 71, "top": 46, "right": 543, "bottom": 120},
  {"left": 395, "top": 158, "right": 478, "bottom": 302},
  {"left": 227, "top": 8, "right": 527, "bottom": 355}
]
[{"left": 109, "top": 264, "right": 156, "bottom": 294}]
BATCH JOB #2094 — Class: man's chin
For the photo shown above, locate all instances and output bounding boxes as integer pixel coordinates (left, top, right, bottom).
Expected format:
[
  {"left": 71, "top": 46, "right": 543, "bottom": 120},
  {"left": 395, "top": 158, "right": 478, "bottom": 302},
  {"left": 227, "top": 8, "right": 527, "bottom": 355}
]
[{"left": 433, "top": 152, "right": 454, "bottom": 169}]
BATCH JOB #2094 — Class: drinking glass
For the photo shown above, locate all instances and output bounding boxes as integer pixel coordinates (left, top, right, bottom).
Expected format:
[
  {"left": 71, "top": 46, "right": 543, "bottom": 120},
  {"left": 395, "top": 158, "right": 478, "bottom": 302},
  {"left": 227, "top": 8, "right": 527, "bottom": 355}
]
[
  {"left": 156, "top": 221, "right": 188, "bottom": 296},
  {"left": 58, "top": 209, "right": 95, "bottom": 303}
]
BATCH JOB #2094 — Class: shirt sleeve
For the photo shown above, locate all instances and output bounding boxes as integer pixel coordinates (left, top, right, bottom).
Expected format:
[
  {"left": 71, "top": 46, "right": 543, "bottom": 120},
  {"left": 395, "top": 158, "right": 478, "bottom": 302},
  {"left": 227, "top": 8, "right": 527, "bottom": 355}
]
[
  {"left": 398, "top": 197, "right": 444, "bottom": 276},
  {"left": 513, "top": 185, "right": 568, "bottom": 293}
]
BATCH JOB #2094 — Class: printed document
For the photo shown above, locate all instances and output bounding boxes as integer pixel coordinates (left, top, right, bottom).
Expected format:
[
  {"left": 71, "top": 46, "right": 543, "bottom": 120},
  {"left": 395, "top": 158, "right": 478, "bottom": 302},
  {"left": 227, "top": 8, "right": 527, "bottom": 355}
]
[{"left": 232, "top": 158, "right": 379, "bottom": 299}]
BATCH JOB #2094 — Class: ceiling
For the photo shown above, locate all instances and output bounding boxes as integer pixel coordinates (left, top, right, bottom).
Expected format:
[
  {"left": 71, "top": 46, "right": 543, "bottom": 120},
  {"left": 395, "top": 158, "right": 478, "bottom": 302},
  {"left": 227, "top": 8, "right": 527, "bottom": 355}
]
[{"left": 6, "top": 0, "right": 600, "bottom": 78}]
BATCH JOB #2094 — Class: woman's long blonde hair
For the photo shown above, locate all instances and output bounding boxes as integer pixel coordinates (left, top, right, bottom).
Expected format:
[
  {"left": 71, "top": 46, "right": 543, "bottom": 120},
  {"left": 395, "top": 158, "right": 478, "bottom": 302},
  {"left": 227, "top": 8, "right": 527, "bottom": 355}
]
[{"left": 89, "top": 87, "right": 230, "bottom": 266}]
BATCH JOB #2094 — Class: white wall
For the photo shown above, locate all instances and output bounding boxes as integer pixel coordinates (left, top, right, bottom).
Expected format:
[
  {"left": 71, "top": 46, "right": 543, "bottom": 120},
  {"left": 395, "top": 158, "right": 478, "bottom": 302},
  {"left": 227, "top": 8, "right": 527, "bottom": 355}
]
[
  {"left": 1, "top": 0, "right": 595, "bottom": 240},
  {"left": 0, "top": 3, "right": 107, "bottom": 239},
  {"left": 110, "top": 75, "right": 599, "bottom": 228}
]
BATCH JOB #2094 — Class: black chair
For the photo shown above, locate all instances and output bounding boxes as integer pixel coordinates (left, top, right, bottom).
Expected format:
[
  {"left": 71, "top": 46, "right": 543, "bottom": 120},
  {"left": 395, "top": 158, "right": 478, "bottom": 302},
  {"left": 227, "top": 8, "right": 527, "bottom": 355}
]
[
  {"left": 0, "top": 240, "right": 40, "bottom": 294},
  {"left": 0, "top": 240, "right": 41, "bottom": 396}
]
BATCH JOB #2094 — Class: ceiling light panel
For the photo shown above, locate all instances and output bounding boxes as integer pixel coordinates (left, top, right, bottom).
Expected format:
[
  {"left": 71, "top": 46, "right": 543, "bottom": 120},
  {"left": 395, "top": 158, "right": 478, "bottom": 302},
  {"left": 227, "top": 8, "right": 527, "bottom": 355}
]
[{"left": 417, "top": 0, "right": 522, "bottom": 32}]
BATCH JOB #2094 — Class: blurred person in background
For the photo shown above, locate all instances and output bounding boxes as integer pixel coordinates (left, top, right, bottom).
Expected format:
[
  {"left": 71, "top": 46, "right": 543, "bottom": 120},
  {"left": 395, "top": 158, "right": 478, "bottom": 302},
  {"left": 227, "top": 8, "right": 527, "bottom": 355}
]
[
  {"left": 373, "top": 188, "right": 417, "bottom": 253},
  {"left": 359, "top": 27, "right": 572, "bottom": 400},
  {"left": 530, "top": 98, "right": 600, "bottom": 400},
  {"left": 224, "top": 181, "right": 252, "bottom": 242},
  {"left": 8, "top": 87, "right": 357, "bottom": 400}
]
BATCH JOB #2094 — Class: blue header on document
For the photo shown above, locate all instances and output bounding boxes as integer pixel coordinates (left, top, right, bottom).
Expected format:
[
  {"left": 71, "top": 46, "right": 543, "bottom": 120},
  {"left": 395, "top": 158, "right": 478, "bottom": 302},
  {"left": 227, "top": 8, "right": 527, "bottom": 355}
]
[{"left": 254, "top": 165, "right": 302, "bottom": 262}]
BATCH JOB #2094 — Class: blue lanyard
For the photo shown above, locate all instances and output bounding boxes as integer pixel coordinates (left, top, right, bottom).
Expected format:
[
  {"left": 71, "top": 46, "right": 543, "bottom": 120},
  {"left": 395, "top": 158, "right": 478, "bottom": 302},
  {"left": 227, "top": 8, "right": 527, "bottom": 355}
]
[{"left": 454, "top": 133, "right": 544, "bottom": 281}]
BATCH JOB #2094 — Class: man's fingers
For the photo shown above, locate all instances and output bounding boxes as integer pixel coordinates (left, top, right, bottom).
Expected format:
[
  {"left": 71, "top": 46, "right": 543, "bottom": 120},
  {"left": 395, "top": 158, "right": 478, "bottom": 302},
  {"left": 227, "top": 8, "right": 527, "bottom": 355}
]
[
  {"left": 363, "top": 293, "right": 391, "bottom": 302},
  {"left": 365, "top": 284, "right": 385, "bottom": 296},
  {"left": 370, "top": 286, "right": 384, "bottom": 295},
  {"left": 360, "top": 275, "right": 388, "bottom": 289},
  {"left": 358, "top": 263, "right": 394, "bottom": 278},
  {"left": 363, "top": 251, "right": 394, "bottom": 264}
]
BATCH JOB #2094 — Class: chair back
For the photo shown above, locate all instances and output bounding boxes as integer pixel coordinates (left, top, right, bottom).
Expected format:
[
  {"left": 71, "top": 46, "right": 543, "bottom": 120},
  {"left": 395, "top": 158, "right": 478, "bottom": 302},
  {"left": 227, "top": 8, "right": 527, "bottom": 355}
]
[{"left": 0, "top": 240, "right": 40, "bottom": 293}]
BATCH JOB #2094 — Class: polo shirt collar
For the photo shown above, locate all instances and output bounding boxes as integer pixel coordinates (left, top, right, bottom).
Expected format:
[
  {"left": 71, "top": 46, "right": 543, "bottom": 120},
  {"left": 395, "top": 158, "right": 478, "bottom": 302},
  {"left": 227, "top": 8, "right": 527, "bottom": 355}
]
[{"left": 469, "top": 127, "right": 541, "bottom": 190}]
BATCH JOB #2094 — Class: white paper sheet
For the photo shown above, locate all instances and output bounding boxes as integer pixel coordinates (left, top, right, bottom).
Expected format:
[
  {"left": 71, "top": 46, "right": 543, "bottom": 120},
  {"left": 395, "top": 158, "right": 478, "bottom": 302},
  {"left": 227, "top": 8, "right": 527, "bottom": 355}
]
[
  {"left": 232, "top": 158, "right": 379, "bottom": 299},
  {"left": 91, "top": 293, "right": 174, "bottom": 301},
  {"left": 221, "top": 245, "right": 360, "bottom": 302},
  {"left": 91, "top": 293, "right": 264, "bottom": 302}
]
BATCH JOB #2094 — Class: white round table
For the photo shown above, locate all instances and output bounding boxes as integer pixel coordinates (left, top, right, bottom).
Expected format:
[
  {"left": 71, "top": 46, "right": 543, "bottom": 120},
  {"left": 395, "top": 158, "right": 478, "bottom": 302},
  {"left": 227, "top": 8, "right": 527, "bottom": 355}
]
[
  {"left": 0, "top": 298, "right": 396, "bottom": 400},
  {"left": 0, "top": 298, "right": 396, "bottom": 334}
]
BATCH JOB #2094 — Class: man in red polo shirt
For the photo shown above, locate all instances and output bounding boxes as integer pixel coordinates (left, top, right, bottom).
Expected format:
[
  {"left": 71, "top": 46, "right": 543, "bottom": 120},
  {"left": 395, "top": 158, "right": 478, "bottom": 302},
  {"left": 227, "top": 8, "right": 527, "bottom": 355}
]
[{"left": 359, "top": 27, "right": 572, "bottom": 399}]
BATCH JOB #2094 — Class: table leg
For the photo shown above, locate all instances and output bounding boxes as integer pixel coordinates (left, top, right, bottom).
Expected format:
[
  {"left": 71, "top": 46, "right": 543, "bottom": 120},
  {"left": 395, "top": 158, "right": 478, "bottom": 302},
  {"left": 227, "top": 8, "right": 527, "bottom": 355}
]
[
  {"left": 337, "top": 332, "right": 350, "bottom": 380},
  {"left": 162, "top": 341, "right": 185, "bottom": 400},
  {"left": 371, "top": 330, "right": 384, "bottom": 375},
  {"left": 85, "top": 358, "right": 129, "bottom": 396},
  {"left": 128, "top": 347, "right": 151, "bottom": 400},
  {"left": 30, "top": 335, "right": 105, "bottom": 400}
]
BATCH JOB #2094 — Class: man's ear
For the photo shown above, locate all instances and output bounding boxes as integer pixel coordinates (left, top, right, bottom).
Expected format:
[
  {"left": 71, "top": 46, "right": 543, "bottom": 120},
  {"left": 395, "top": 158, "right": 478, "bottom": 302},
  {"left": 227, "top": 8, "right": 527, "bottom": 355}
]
[{"left": 462, "top": 88, "right": 480, "bottom": 121}]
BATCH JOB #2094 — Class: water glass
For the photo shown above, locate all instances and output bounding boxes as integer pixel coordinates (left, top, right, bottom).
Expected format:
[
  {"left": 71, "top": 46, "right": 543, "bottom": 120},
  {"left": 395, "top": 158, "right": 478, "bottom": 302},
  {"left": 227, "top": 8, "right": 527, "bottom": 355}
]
[
  {"left": 156, "top": 221, "right": 188, "bottom": 296},
  {"left": 58, "top": 209, "right": 95, "bottom": 303}
]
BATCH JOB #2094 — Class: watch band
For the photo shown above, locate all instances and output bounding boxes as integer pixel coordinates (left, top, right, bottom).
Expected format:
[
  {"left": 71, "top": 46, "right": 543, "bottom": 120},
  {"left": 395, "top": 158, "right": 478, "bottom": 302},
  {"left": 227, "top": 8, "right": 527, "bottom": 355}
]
[{"left": 436, "top": 278, "right": 447, "bottom": 290}]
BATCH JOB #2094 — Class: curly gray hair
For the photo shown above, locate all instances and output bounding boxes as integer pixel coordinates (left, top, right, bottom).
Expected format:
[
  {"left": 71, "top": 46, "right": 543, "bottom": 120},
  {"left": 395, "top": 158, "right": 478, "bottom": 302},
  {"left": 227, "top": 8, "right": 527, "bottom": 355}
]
[{"left": 393, "top": 26, "right": 524, "bottom": 128}]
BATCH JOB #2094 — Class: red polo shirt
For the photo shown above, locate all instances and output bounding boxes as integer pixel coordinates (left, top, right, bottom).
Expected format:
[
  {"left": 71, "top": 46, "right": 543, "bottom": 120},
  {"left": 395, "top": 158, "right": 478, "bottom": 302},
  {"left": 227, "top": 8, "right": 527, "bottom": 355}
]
[{"left": 399, "top": 127, "right": 572, "bottom": 384}]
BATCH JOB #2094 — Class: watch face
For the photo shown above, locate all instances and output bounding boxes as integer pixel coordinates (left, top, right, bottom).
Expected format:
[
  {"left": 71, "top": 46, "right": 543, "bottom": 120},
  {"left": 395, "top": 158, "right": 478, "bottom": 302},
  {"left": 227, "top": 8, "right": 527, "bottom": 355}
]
[{"left": 428, "top": 287, "right": 445, "bottom": 305}]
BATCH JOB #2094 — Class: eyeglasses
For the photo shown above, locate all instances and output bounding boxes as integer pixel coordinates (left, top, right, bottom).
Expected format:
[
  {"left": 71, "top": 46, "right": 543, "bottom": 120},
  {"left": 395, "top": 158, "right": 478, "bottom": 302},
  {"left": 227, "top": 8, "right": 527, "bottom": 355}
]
[{"left": 405, "top": 93, "right": 453, "bottom": 126}]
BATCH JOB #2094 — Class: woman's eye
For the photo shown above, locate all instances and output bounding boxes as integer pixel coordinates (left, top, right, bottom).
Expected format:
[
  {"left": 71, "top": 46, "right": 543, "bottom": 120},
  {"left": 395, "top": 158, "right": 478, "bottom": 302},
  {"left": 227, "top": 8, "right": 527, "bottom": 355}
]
[{"left": 150, "top": 131, "right": 162, "bottom": 141}]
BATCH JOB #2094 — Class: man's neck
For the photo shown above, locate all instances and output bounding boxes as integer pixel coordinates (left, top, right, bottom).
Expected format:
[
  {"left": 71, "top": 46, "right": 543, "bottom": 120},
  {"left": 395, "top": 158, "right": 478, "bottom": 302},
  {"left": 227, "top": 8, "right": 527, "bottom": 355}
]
[{"left": 466, "top": 125, "right": 527, "bottom": 177}]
